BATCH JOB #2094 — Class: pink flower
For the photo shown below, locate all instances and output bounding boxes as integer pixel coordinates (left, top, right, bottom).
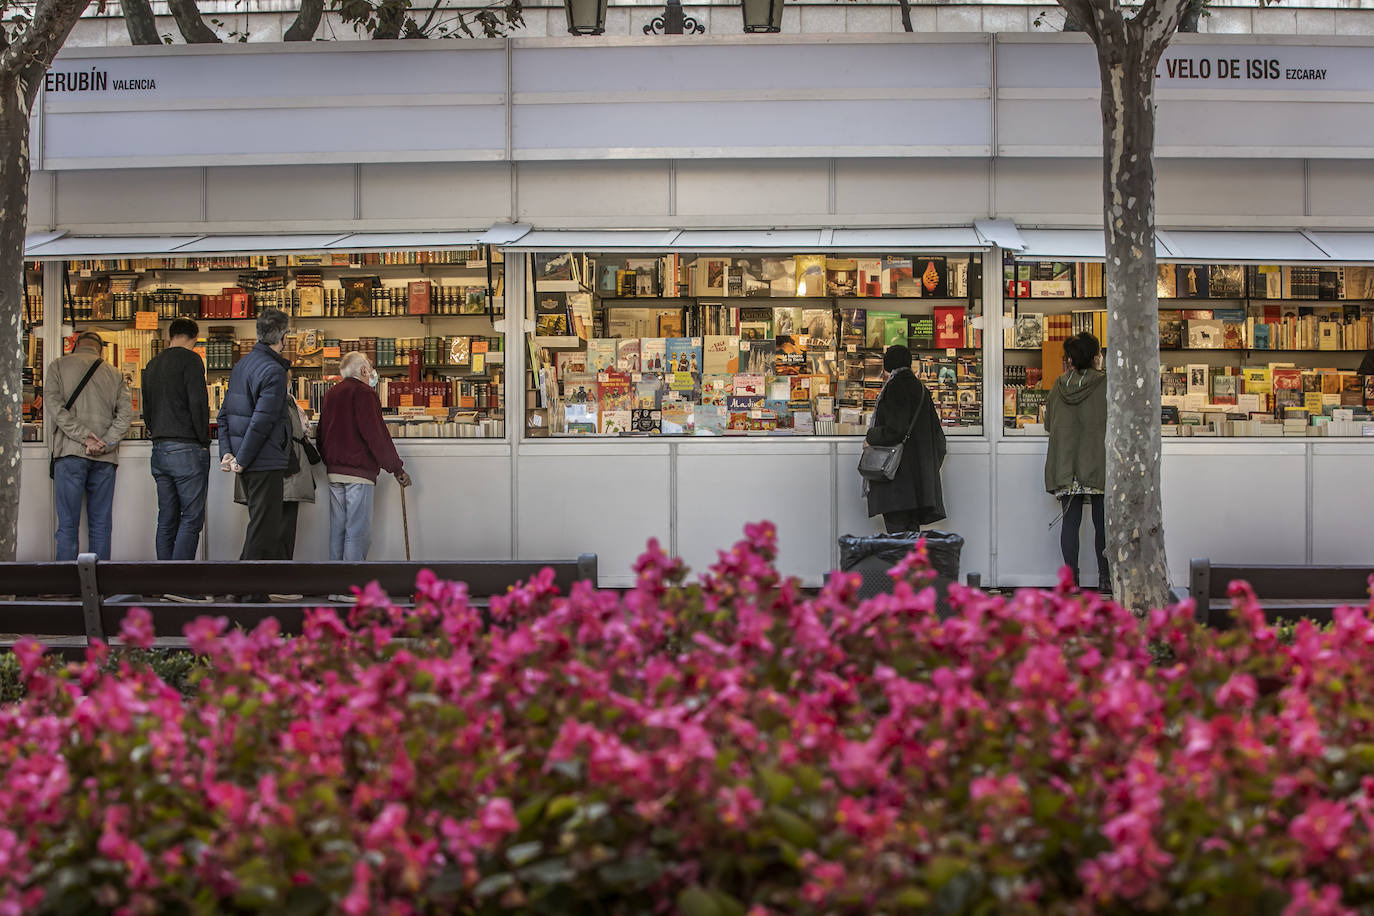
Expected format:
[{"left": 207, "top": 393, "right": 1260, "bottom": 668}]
[
  {"left": 1216, "top": 672, "right": 1258, "bottom": 709},
  {"left": 477, "top": 798, "right": 519, "bottom": 844},
  {"left": 1284, "top": 880, "right": 1355, "bottom": 916},
  {"left": 340, "top": 860, "right": 372, "bottom": 916},
  {"left": 1289, "top": 800, "right": 1354, "bottom": 865},
  {"left": 118, "top": 607, "right": 156, "bottom": 649}
]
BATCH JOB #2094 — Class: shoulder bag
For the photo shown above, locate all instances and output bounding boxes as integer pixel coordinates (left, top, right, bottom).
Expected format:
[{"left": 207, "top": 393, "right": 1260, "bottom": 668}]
[
  {"left": 857, "top": 390, "right": 923, "bottom": 483},
  {"left": 49, "top": 358, "right": 104, "bottom": 479}
]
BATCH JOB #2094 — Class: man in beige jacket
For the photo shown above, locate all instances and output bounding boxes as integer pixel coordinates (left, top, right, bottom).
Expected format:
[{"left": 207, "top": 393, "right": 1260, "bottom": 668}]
[{"left": 45, "top": 331, "right": 133, "bottom": 560}]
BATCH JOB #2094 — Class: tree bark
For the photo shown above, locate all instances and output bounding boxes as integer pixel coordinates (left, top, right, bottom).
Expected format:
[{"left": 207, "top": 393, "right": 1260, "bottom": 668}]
[
  {"left": 1097, "top": 45, "right": 1172, "bottom": 613},
  {"left": 896, "top": 0, "right": 913, "bottom": 33},
  {"left": 1056, "top": 0, "right": 1189, "bottom": 612},
  {"left": 167, "top": 0, "right": 222, "bottom": 42},
  {"left": 284, "top": 0, "right": 325, "bottom": 40},
  {"left": 0, "top": 0, "right": 93, "bottom": 560},
  {"left": 1177, "top": 0, "right": 1204, "bottom": 33},
  {"left": 121, "top": 0, "right": 162, "bottom": 44}
]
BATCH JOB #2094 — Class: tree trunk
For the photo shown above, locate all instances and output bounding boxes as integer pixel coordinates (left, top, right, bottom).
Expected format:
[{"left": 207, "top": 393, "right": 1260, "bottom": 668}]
[
  {"left": 284, "top": 0, "right": 325, "bottom": 40},
  {"left": 121, "top": 0, "right": 162, "bottom": 44},
  {"left": 1098, "top": 45, "right": 1172, "bottom": 612},
  {"left": 896, "top": 0, "right": 913, "bottom": 33},
  {"left": 0, "top": 81, "right": 33, "bottom": 563},
  {"left": 167, "top": 0, "right": 222, "bottom": 42},
  {"left": 1177, "top": 0, "right": 1204, "bottom": 33}
]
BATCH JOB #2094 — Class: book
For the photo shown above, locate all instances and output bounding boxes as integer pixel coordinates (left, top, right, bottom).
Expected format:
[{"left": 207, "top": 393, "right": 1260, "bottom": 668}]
[
  {"left": 934, "top": 306, "right": 965, "bottom": 349},
  {"left": 1209, "top": 265, "right": 1245, "bottom": 299},
  {"left": 841, "top": 309, "right": 866, "bottom": 346},
  {"left": 1212, "top": 374, "right": 1239, "bottom": 405},
  {"left": 640, "top": 338, "right": 667, "bottom": 373},
  {"left": 616, "top": 338, "right": 640, "bottom": 372},
  {"left": 665, "top": 337, "right": 702, "bottom": 375},
  {"left": 794, "top": 255, "right": 827, "bottom": 298},
  {"left": 1013, "top": 313, "right": 1044, "bottom": 349},
  {"left": 535, "top": 291, "right": 570, "bottom": 336},
  {"left": 740, "top": 338, "right": 776, "bottom": 375},
  {"left": 857, "top": 259, "right": 883, "bottom": 297},
  {"left": 866, "top": 311, "right": 897, "bottom": 349},
  {"left": 909, "top": 315, "right": 935, "bottom": 349},
  {"left": 567, "top": 293, "right": 594, "bottom": 339},
  {"left": 586, "top": 338, "right": 617, "bottom": 373},
  {"left": 1242, "top": 367, "right": 1272, "bottom": 396},
  {"left": 1176, "top": 265, "right": 1209, "bottom": 299},
  {"left": 826, "top": 259, "right": 858, "bottom": 297},
  {"left": 631, "top": 407, "right": 661, "bottom": 434},
  {"left": 535, "top": 252, "right": 576, "bottom": 283},
  {"left": 1157, "top": 265, "right": 1178, "bottom": 299},
  {"left": 772, "top": 307, "right": 803, "bottom": 337},
  {"left": 739, "top": 307, "right": 773, "bottom": 341},
  {"left": 657, "top": 312, "right": 684, "bottom": 338},
  {"left": 801, "top": 308, "right": 835, "bottom": 346},
  {"left": 883, "top": 315, "right": 909, "bottom": 348},
  {"left": 882, "top": 257, "right": 915, "bottom": 297},
  {"left": 1158, "top": 311, "right": 1184, "bottom": 349},
  {"left": 916, "top": 256, "right": 948, "bottom": 298},
  {"left": 1186, "top": 319, "right": 1223, "bottom": 349},
  {"left": 774, "top": 336, "right": 807, "bottom": 376},
  {"left": 1186, "top": 364, "right": 1209, "bottom": 396},
  {"left": 702, "top": 335, "right": 740, "bottom": 375}
]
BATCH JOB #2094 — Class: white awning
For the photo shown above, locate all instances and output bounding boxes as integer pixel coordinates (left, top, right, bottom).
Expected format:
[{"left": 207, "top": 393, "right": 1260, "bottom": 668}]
[
  {"left": 25, "top": 235, "right": 203, "bottom": 259},
  {"left": 23, "top": 231, "right": 66, "bottom": 254},
  {"left": 1155, "top": 230, "right": 1330, "bottom": 263},
  {"left": 973, "top": 219, "right": 1024, "bottom": 251},
  {"left": 1302, "top": 231, "right": 1374, "bottom": 263},
  {"left": 504, "top": 230, "right": 680, "bottom": 251},
  {"left": 1015, "top": 229, "right": 1109, "bottom": 260},
  {"left": 173, "top": 234, "right": 350, "bottom": 255},
  {"left": 671, "top": 229, "right": 824, "bottom": 251},
  {"left": 325, "top": 232, "right": 487, "bottom": 251},
  {"left": 830, "top": 228, "right": 986, "bottom": 251}
]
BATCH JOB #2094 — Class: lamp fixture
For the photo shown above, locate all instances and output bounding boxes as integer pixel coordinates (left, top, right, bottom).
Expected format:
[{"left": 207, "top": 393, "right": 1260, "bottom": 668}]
[{"left": 644, "top": 0, "right": 704, "bottom": 34}]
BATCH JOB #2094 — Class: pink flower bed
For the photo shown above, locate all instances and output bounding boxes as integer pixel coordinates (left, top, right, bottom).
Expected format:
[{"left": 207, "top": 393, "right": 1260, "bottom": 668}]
[{"left": 0, "top": 523, "right": 1371, "bottom": 914}]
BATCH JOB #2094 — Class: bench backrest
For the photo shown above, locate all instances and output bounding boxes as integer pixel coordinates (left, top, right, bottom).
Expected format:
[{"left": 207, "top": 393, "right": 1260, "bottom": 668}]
[{"left": 1191, "top": 557, "right": 1374, "bottom": 600}]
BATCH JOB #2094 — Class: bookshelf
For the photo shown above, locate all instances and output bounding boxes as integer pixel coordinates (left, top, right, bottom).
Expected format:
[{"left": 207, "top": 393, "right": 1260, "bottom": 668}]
[
  {"left": 1003, "top": 258, "right": 1374, "bottom": 437},
  {"left": 60, "top": 248, "right": 507, "bottom": 441},
  {"left": 22, "top": 261, "right": 43, "bottom": 442},
  {"left": 524, "top": 251, "right": 985, "bottom": 437}
]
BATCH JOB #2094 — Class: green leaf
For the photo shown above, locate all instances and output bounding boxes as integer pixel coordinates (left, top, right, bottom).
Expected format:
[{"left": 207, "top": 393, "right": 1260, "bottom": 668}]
[
  {"left": 709, "top": 889, "right": 746, "bottom": 916},
  {"left": 516, "top": 793, "right": 550, "bottom": 829},
  {"left": 597, "top": 856, "right": 663, "bottom": 888},
  {"left": 677, "top": 885, "right": 723, "bottom": 916},
  {"left": 473, "top": 873, "right": 515, "bottom": 899},
  {"left": 768, "top": 805, "right": 817, "bottom": 849},
  {"left": 545, "top": 795, "right": 578, "bottom": 822},
  {"left": 518, "top": 858, "right": 575, "bottom": 886},
  {"left": 506, "top": 841, "right": 543, "bottom": 867},
  {"left": 758, "top": 767, "right": 794, "bottom": 804}
]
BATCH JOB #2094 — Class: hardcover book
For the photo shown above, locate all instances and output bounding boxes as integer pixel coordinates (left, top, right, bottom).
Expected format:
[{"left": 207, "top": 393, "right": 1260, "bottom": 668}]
[
  {"left": 857, "top": 259, "right": 883, "bottom": 297},
  {"left": 616, "top": 338, "right": 641, "bottom": 372},
  {"left": 774, "top": 336, "right": 807, "bottom": 376},
  {"left": 866, "top": 311, "right": 898, "bottom": 349},
  {"left": 740, "top": 339, "right": 776, "bottom": 376},
  {"left": 665, "top": 337, "right": 702, "bottom": 375},
  {"left": 826, "top": 259, "right": 858, "bottom": 298},
  {"left": 917, "top": 256, "right": 948, "bottom": 298},
  {"left": 772, "top": 307, "right": 803, "bottom": 337},
  {"left": 1176, "top": 265, "right": 1210, "bottom": 299},
  {"left": 703, "top": 335, "right": 740, "bottom": 375},
  {"left": 794, "top": 255, "right": 827, "bottom": 298},
  {"left": 1209, "top": 265, "right": 1245, "bottom": 299},
  {"left": 934, "top": 306, "right": 965, "bottom": 348},
  {"left": 586, "top": 338, "right": 617, "bottom": 373},
  {"left": 640, "top": 338, "right": 667, "bottom": 373},
  {"left": 882, "top": 257, "right": 915, "bottom": 297},
  {"left": 801, "top": 308, "right": 835, "bottom": 346}
]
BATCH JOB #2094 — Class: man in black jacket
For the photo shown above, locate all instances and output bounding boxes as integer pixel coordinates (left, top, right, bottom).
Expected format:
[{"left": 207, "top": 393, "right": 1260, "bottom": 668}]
[
  {"left": 865, "top": 345, "right": 947, "bottom": 532},
  {"left": 217, "top": 308, "right": 292, "bottom": 560},
  {"left": 142, "top": 318, "right": 210, "bottom": 560}
]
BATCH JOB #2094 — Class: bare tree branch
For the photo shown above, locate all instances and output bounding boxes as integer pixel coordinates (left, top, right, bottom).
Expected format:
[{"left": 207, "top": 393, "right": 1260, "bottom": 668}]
[
  {"left": 896, "top": 0, "right": 913, "bottom": 33},
  {"left": 285, "top": 0, "right": 325, "bottom": 39},
  {"left": 167, "top": 0, "right": 221, "bottom": 42},
  {"left": 121, "top": 0, "right": 162, "bottom": 44}
]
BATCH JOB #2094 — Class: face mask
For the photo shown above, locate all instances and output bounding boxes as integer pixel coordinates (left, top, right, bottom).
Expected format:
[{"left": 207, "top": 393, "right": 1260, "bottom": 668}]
[{"left": 368, "top": 373, "right": 379, "bottom": 389}]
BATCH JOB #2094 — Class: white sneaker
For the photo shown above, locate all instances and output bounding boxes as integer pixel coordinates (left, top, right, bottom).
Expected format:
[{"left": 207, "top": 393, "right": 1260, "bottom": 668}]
[
  {"left": 327, "top": 593, "right": 355, "bottom": 603},
  {"left": 164, "top": 593, "right": 212, "bottom": 603},
  {"left": 268, "top": 593, "right": 304, "bottom": 602}
]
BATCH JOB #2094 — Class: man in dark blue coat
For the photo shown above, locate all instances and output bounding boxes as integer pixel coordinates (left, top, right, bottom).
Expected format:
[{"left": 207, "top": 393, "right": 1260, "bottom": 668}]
[{"left": 217, "top": 307, "right": 292, "bottom": 559}]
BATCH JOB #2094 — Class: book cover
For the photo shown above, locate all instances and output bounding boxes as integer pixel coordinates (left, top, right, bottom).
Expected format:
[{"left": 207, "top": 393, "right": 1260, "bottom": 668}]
[
  {"left": 694, "top": 404, "right": 729, "bottom": 436},
  {"left": 555, "top": 350, "right": 586, "bottom": 379},
  {"left": 567, "top": 293, "right": 594, "bottom": 339},
  {"left": 586, "top": 338, "right": 617, "bottom": 373},
  {"left": 298, "top": 286, "right": 324, "bottom": 318},
  {"left": 739, "top": 307, "right": 773, "bottom": 341},
  {"left": 1242, "top": 367, "right": 1272, "bottom": 395},
  {"left": 883, "top": 315, "right": 910, "bottom": 348},
  {"left": 1186, "top": 364, "right": 1209, "bottom": 396},
  {"left": 564, "top": 403, "right": 598, "bottom": 435},
  {"left": 535, "top": 252, "right": 576, "bottom": 283},
  {"left": 660, "top": 400, "right": 691, "bottom": 435},
  {"left": 1158, "top": 311, "right": 1184, "bottom": 349},
  {"left": 1186, "top": 319, "right": 1223, "bottom": 349},
  {"left": 774, "top": 336, "right": 807, "bottom": 376},
  {"left": 866, "top": 310, "right": 897, "bottom": 349},
  {"left": 699, "top": 258, "right": 728, "bottom": 296},
  {"left": 1156, "top": 265, "right": 1178, "bottom": 299},
  {"left": 1176, "top": 265, "right": 1209, "bottom": 299},
  {"left": 665, "top": 337, "right": 702, "bottom": 375},
  {"left": 909, "top": 315, "right": 935, "bottom": 349},
  {"left": 600, "top": 409, "right": 631, "bottom": 435},
  {"left": 703, "top": 335, "right": 740, "bottom": 375},
  {"left": 657, "top": 312, "right": 685, "bottom": 338},
  {"left": 460, "top": 288, "right": 487, "bottom": 315},
  {"left": 597, "top": 371, "right": 633, "bottom": 413},
  {"left": 1212, "top": 374, "right": 1239, "bottom": 405},
  {"left": 640, "top": 337, "right": 667, "bottom": 373},
  {"left": 841, "top": 309, "right": 866, "bottom": 346},
  {"left": 801, "top": 308, "right": 836, "bottom": 346},
  {"left": 630, "top": 408, "right": 661, "bottom": 434},
  {"left": 934, "top": 306, "right": 965, "bottom": 348},
  {"left": 882, "top": 257, "right": 915, "bottom": 297},
  {"left": 562, "top": 372, "right": 598, "bottom": 406},
  {"left": 794, "top": 255, "right": 827, "bottom": 298},
  {"left": 856, "top": 259, "right": 883, "bottom": 297},
  {"left": 740, "top": 339, "right": 776, "bottom": 376},
  {"left": 616, "top": 338, "right": 641, "bottom": 372},
  {"left": 1209, "top": 265, "right": 1245, "bottom": 299},
  {"left": 733, "top": 374, "right": 766, "bottom": 397},
  {"left": 1161, "top": 369, "right": 1188, "bottom": 398},
  {"left": 342, "top": 277, "right": 374, "bottom": 317},
  {"left": 1013, "top": 313, "right": 1044, "bottom": 349},
  {"left": 826, "top": 259, "right": 858, "bottom": 298},
  {"left": 535, "top": 291, "right": 570, "bottom": 336},
  {"left": 917, "top": 257, "right": 948, "bottom": 298},
  {"left": 772, "top": 307, "right": 803, "bottom": 337}
]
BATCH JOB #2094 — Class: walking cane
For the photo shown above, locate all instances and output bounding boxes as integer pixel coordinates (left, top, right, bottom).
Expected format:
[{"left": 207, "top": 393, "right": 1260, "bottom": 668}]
[{"left": 400, "top": 482, "right": 412, "bottom": 561}]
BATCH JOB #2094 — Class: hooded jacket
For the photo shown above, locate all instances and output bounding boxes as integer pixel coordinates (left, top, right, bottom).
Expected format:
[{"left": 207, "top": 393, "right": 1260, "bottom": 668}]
[
  {"left": 1044, "top": 368, "right": 1107, "bottom": 493},
  {"left": 864, "top": 368, "right": 947, "bottom": 523}
]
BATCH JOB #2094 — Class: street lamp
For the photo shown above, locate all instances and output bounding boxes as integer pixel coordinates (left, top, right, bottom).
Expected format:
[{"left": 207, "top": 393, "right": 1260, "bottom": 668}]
[
  {"left": 564, "top": 0, "right": 608, "bottom": 35},
  {"left": 741, "top": 0, "right": 782, "bottom": 32},
  {"left": 643, "top": 0, "right": 705, "bottom": 34}
]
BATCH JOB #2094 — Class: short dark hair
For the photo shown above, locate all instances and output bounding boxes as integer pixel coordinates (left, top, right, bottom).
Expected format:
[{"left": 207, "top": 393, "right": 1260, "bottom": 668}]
[
  {"left": 1064, "top": 332, "right": 1100, "bottom": 371},
  {"left": 883, "top": 344, "right": 912, "bottom": 372},
  {"left": 256, "top": 308, "right": 290, "bottom": 347},
  {"left": 168, "top": 318, "right": 199, "bottom": 341}
]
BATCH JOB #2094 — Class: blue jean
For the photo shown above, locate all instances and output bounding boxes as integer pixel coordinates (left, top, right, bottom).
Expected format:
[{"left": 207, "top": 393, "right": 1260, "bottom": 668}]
[
  {"left": 150, "top": 441, "right": 210, "bottom": 560},
  {"left": 53, "top": 456, "right": 117, "bottom": 561},
  {"left": 329, "top": 482, "right": 374, "bottom": 561}
]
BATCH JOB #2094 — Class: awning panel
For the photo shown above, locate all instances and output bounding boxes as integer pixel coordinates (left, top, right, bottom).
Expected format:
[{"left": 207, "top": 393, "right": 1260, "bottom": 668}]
[
  {"left": 1016, "top": 229, "right": 1107, "bottom": 260},
  {"left": 26, "top": 235, "right": 205, "bottom": 259},
  {"left": 973, "top": 219, "right": 1024, "bottom": 251},
  {"left": 671, "top": 229, "right": 823, "bottom": 250},
  {"left": 505, "top": 230, "right": 680, "bottom": 251},
  {"left": 830, "top": 228, "right": 985, "bottom": 250},
  {"left": 1155, "top": 230, "right": 1329, "bottom": 263},
  {"left": 23, "top": 231, "right": 66, "bottom": 255},
  {"left": 173, "top": 234, "right": 350, "bottom": 255},
  {"left": 326, "top": 232, "right": 487, "bottom": 251},
  {"left": 1303, "top": 231, "right": 1374, "bottom": 263}
]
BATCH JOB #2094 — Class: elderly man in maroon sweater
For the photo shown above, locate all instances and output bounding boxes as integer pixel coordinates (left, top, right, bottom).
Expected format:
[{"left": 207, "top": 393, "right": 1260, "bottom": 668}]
[{"left": 317, "top": 352, "right": 412, "bottom": 560}]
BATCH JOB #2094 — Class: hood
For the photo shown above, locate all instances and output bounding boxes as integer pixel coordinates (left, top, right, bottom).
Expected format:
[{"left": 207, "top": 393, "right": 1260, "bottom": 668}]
[{"left": 1054, "top": 369, "right": 1106, "bottom": 406}]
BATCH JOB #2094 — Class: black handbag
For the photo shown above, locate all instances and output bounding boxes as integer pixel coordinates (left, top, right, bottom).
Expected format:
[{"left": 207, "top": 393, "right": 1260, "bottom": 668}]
[
  {"left": 49, "top": 358, "right": 104, "bottom": 479},
  {"left": 857, "top": 393, "right": 922, "bottom": 483},
  {"left": 298, "top": 436, "right": 322, "bottom": 466}
]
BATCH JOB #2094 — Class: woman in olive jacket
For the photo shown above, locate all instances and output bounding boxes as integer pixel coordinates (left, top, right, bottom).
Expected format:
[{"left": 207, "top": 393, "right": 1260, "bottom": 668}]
[
  {"left": 1044, "top": 332, "right": 1108, "bottom": 589},
  {"left": 865, "top": 345, "right": 947, "bottom": 532}
]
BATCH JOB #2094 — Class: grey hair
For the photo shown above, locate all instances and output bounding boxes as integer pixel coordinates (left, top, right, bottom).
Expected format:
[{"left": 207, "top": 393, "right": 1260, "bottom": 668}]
[
  {"left": 340, "top": 351, "right": 372, "bottom": 380},
  {"left": 255, "top": 307, "right": 290, "bottom": 346}
]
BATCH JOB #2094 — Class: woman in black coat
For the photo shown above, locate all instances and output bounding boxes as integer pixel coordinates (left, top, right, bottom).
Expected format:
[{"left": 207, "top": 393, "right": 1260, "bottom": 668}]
[{"left": 865, "top": 345, "right": 947, "bottom": 532}]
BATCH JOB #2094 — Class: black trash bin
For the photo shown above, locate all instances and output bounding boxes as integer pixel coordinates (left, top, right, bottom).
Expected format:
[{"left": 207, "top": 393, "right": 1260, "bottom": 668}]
[{"left": 837, "top": 530, "right": 964, "bottom": 617}]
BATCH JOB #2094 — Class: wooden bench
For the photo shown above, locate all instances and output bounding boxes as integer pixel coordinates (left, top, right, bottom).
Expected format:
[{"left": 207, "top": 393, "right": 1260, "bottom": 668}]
[
  {"left": 1187, "top": 557, "right": 1373, "bottom": 628},
  {"left": 0, "top": 554, "right": 598, "bottom": 651}
]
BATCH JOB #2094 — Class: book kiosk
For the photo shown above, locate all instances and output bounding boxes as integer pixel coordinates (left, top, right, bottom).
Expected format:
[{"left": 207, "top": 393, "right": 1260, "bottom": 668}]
[{"left": 20, "top": 34, "right": 1374, "bottom": 586}]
